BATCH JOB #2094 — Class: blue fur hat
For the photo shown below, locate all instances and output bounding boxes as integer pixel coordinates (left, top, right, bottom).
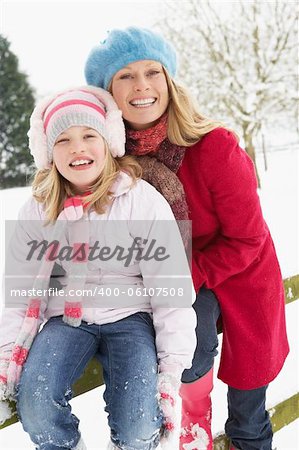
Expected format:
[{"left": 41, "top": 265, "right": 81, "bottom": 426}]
[{"left": 84, "top": 27, "right": 177, "bottom": 90}]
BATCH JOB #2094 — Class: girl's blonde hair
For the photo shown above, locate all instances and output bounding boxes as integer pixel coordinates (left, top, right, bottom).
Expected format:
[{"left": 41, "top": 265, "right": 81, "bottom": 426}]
[
  {"left": 163, "top": 69, "right": 234, "bottom": 146},
  {"left": 32, "top": 140, "right": 142, "bottom": 222}
]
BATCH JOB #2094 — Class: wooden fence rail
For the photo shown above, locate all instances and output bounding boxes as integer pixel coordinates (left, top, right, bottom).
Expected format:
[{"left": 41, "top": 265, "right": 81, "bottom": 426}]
[{"left": 1, "top": 274, "right": 299, "bottom": 438}]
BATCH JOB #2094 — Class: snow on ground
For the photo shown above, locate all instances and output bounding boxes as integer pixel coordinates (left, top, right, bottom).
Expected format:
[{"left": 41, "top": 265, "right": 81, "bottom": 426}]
[
  {"left": 256, "top": 148, "right": 299, "bottom": 278},
  {"left": 0, "top": 147, "right": 298, "bottom": 449}
]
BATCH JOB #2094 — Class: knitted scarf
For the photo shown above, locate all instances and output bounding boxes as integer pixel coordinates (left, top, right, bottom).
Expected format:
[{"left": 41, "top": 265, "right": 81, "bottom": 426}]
[
  {"left": 126, "top": 114, "right": 189, "bottom": 222},
  {"left": 1, "top": 197, "right": 89, "bottom": 397}
]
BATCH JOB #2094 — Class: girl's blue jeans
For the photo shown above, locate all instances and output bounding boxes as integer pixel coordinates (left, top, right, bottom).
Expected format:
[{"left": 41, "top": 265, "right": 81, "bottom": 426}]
[
  {"left": 16, "top": 313, "right": 162, "bottom": 450},
  {"left": 181, "top": 287, "right": 273, "bottom": 450}
]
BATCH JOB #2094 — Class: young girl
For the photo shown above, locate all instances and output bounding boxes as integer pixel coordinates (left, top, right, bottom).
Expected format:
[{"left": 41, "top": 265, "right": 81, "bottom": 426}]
[
  {"left": 84, "top": 27, "right": 289, "bottom": 450},
  {"left": 0, "top": 86, "right": 197, "bottom": 449}
]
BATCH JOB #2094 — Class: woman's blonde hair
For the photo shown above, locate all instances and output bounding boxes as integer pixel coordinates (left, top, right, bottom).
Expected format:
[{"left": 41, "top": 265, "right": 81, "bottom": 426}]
[
  {"left": 163, "top": 69, "right": 234, "bottom": 146},
  {"left": 32, "top": 140, "right": 142, "bottom": 222}
]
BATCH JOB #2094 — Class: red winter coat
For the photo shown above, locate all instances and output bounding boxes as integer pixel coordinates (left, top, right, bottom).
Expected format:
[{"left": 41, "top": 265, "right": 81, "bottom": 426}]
[{"left": 177, "top": 128, "right": 289, "bottom": 389}]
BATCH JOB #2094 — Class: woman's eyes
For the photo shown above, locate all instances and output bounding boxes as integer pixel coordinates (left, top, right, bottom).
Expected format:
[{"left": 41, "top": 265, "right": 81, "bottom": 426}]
[
  {"left": 119, "top": 73, "right": 132, "bottom": 80},
  {"left": 147, "top": 70, "right": 160, "bottom": 76},
  {"left": 119, "top": 70, "right": 161, "bottom": 80}
]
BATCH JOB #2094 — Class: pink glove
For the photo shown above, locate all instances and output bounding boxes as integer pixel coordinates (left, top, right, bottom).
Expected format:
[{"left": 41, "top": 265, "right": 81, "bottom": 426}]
[
  {"left": 0, "top": 352, "right": 14, "bottom": 425},
  {"left": 0, "top": 380, "right": 14, "bottom": 426},
  {"left": 157, "top": 372, "right": 180, "bottom": 445},
  {"left": 0, "top": 354, "right": 9, "bottom": 395},
  {"left": 0, "top": 399, "right": 13, "bottom": 426}
]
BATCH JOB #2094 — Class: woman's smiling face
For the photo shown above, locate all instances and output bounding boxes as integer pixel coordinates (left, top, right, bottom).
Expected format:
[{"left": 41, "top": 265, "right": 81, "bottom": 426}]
[
  {"left": 53, "top": 126, "right": 106, "bottom": 193},
  {"left": 111, "top": 60, "right": 169, "bottom": 130}
]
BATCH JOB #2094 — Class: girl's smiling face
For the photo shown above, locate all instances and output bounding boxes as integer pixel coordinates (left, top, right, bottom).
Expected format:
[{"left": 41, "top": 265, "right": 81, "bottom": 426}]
[
  {"left": 53, "top": 126, "right": 106, "bottom": 193},
  {"left": 111, "top": 60, "right": 169, "bottom": 130}
]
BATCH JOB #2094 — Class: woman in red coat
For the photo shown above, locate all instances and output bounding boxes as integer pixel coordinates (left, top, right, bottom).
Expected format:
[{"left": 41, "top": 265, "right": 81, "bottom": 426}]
[{"left": 84, "top": 27, "right": 289, "bottom": 450}]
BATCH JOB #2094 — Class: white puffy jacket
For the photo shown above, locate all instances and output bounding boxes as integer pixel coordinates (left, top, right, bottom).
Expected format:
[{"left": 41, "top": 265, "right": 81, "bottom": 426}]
[{"left": 0, "top": 172, "right": 196, "bottom": 377}]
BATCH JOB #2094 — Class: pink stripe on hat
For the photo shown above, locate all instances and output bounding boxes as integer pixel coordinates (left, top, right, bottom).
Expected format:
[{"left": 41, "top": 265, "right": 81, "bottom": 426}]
[{"left": 44, "top": 99, "right": 106, "bottom": 131}]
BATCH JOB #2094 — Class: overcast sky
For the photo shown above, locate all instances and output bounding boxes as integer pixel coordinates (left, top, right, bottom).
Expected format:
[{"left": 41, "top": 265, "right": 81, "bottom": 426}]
[{"left": 1, "top": 0, "right": 160, "bottom": 96}]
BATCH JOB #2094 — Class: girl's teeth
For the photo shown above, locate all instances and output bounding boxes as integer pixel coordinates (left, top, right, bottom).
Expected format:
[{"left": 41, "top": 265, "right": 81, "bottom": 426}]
[{"left": 71, "top": 160, "right": 91, "bottom": 166}]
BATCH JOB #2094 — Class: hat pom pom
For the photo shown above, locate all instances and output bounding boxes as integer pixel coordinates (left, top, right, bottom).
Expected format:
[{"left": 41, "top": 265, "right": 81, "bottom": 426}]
[{"left": 106, "top": 110, "right": 126, "bottom": 157}]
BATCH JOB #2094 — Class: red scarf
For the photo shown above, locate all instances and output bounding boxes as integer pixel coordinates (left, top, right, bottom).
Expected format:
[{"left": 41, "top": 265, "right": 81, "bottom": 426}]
[
  {"left": 126, "top": 113, "right": 168, "bottom": 155},
  {"left": 125, "top": 114, "right": 190, "bottom": 246},
  {"left": 126, "top": 113, "right": 186, "bottom": 174}
]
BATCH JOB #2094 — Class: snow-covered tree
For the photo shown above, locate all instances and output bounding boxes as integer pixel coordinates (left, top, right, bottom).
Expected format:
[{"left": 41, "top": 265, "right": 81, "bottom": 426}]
[
  {"left": 0, "top": 35, "right": 35, "bottom": 188},
  {"left": 156, "top": 0, "right": 298, "bottom": 186}
]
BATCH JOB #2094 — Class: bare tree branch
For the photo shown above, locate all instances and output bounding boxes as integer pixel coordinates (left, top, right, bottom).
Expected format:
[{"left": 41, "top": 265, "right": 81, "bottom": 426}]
[{"left": 156, "top": 0, "right": 298, "bottom": 179}]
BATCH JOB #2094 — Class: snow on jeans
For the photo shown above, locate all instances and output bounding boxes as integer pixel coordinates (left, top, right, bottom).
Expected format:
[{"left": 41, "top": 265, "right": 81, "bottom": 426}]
[{"left": 16, "top": 313, "right": 162, "bottom": 450}]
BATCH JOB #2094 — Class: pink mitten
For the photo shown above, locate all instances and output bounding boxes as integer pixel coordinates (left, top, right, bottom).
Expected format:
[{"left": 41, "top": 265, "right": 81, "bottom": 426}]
[
  {"left": 157, "top": 372, "right": 180, "bottom": 446},
  {"left": 0, "top": 354, "right": 9, "bottom": 394},
  {"left": 0, "top": 380, "right": 14, "bottom": 426},
  {"left": 0, "top": 399, "right": 13, "bottom": 426},
  {"left": 0, "top": 352, "right": 14, "bottom": 425}
]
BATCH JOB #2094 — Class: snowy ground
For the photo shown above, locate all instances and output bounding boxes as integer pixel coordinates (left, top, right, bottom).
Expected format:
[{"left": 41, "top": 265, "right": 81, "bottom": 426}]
[{"left": 0, "top": 147, "right": 298, "bottom": 449}]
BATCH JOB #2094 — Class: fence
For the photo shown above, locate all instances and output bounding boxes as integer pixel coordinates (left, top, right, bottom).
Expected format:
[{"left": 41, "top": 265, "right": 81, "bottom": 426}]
[{"left": 1, "top": 275, "right": 299, "bottom": 448}]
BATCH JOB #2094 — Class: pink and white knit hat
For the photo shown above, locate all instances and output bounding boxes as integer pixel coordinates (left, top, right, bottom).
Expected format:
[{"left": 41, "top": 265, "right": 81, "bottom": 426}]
[{"left": 28, "top": 86, "right": 126, "bottom": 169}]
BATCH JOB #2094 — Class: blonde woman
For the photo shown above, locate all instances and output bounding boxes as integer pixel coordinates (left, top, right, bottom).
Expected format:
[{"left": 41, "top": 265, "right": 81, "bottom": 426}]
[
  {"left": 85, "top": 27, "right": 289, "bottom": 450},
  {"left": 0, "top": 86, "right": 196, "bottom": 449}
]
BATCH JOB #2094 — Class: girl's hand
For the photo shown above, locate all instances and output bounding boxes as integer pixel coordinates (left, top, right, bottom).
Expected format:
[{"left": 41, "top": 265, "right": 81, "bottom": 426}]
[
  {"left": 157, "top": 372, "right": 180, "bottom": 444},
  {"left": 0, "top": 381, "right": 13, "bottom": 426},
  {"left": 0, "top": 380, "right": 6, "bottom": 401},
  {"left": 0, "top": 377, "right": 14, "bottom": 426},
  {"left": 0, "top": 353, "right": 10, "bottom": 398},
  {"left": 0, "top": 399, "right": 13, "bottom": 426}
]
